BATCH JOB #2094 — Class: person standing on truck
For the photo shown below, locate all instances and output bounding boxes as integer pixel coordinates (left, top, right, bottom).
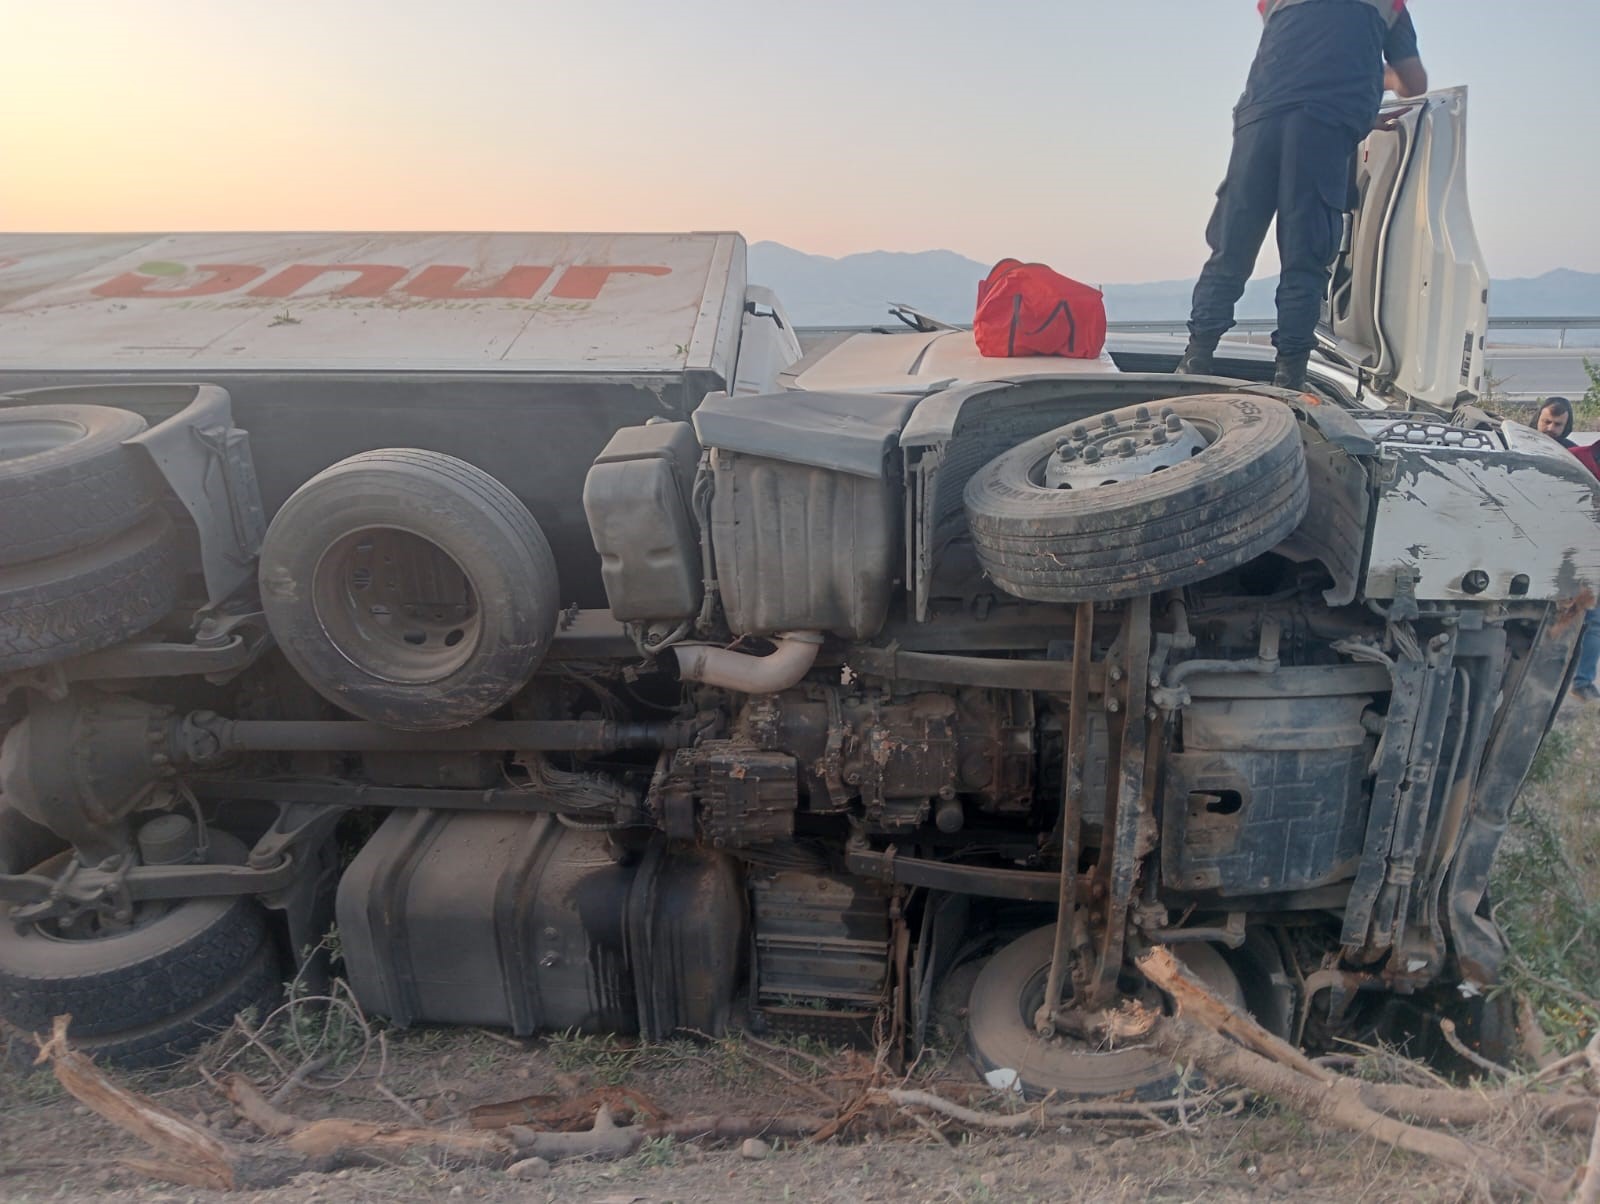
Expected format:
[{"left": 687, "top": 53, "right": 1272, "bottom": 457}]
[{"left": 1175, "top": 0, "right": 1428, "bottom": 390}]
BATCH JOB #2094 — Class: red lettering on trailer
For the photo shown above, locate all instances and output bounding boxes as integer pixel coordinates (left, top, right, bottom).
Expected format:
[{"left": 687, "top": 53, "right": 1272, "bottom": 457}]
[
  {"left": 549, "top": 264, "right": 673, "bottom": 299},
  {"left": 92, "top": 264, "right": 266, "bottom": 298},
  {"left": 402, "top": 265, "right": 555, "bottom": 300},
  {"left": 248, "top": 264, "right": 411, "bottom": 299},
  {"left": 84, "top": 261, "right": 675, "bottom": 301}
]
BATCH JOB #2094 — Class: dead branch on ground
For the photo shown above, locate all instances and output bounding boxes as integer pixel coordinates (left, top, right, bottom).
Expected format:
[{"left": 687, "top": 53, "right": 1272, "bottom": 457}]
[
  {"left": 1575, "top": 1032, "right": 1600, "bottom": 1204},
  {"left": 35, "top": 1016, "right": 240, "bottom": 1190},
  {"left": 32, "top": 1014, "right": 828, "bottom": 1189},
  {"left": 1137, "top": 947, "right": 1585, "bottom": 1202},
  {"left": 222, "top": 1074, "right": 515, "bottom": 1164},
  {"left": 469, "top": 1085, "right": 669, "bottom": 1131}
]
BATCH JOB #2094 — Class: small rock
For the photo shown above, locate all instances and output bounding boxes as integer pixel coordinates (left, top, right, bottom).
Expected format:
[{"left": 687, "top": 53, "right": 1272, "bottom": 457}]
[
  {"left": 334, "top": 1169, "right": 354, "bottom": 1180},
  {"left": 72, "top": 1105, "right": 90, "bottom": 1117},
  {"left": 1298, "top": 1163, "right": 1317, "bottom": 1180},
  {"left": 448, "top": 1186, "right": 464, "bottom": 1198},
  {"left": 740, "top": 1138, "right": 771, "bottom": 1161},
  {"left": 979, "top": 1171, "right": 999, "bottom": 1188},
  {"left": 1092, "top": 1130, "right": 1111, "bottom": 1145},
  {"left": 1107, "top": 1137, "right": 1136, "bottom": 1155},
  {"left": 508, "top": 1157, "right": 551, "bottom": 1180},
  {"left": 515, "top": 1067, "right": 532, "bottom": 1081}
]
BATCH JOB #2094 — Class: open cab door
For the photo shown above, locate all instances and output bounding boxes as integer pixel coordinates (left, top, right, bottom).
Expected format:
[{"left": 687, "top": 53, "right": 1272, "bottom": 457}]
[{"left": 1321, "top": 86, "right": 1489, "bottom": 408}]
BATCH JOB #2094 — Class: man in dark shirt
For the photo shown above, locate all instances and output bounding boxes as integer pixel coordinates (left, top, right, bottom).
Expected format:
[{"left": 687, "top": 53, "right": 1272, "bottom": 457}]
[{"left": 1177, "top": 0, "right": 1427, "bottom": 389}]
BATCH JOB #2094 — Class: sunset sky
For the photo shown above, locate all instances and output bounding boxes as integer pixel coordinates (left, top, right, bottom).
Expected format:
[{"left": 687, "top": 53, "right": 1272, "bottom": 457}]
[{"left": 2, "top": 0, "right": 1595, "bottom": 284}]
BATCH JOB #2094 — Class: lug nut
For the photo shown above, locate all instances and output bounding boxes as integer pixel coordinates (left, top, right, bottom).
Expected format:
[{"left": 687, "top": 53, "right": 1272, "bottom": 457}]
[
  {"left": 1101, "top": 413, "right": 1118, "bottom": 430},
  {"left": 1150, "top": 427, "right": 1168, "bottom": 445},
  {"left": 1071, "top": 424, "right": 1089, "bottom": 442},
  {"left": 1083, "top": 446, "right": 1102, "bottom": 463},
  {"left": 1135, "top": 406, "right": 1151, "bottom": 422},
  {"left": 1055, "top": 443, "right": 1078, "bottom": 462},
  {"left": 1165, "top": 413, "right": 1183, "bottom": 432},
  {"left": 1117, "top": 438, "right": 1137, "bottom": 457}
]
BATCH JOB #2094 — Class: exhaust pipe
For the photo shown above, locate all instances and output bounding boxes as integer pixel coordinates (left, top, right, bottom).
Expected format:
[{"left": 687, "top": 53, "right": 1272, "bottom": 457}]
[{"left": 673, "top": 631, "right": 823, "bottom": 694}]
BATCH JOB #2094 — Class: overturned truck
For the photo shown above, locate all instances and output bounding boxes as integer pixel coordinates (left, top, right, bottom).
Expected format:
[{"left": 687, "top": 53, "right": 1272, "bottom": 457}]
[{"left": 1, "top": 94, "right": 1597, "bottom": 1092}]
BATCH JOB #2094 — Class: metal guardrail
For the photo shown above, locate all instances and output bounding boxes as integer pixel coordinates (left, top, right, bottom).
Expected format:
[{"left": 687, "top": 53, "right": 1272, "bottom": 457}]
[
  {"left": 1098, "top": 316, "right": 1600, "bottom": 349},
  {"left": 802, "top": 317, "right": 1600, "bottom": 345}
]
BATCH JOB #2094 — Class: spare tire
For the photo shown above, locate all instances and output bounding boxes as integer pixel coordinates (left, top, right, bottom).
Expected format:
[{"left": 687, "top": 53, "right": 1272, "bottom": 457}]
[
  {"left": 0, "top": 511, "right": 182, "bottom": 673},
  {"left": 963, "top": 394, "right": 1308, "bottom": 602},
  {"left": 258, "top": 449, "right": 560, "bottom": 731},
  {"left": 0, "top": 404, "right": 159, "bottom": 568}
]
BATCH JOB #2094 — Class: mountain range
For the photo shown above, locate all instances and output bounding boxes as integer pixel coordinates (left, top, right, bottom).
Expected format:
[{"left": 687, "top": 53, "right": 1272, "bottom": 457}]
[{"left": 749, "top": 242, "right": 1600, "bottom": 336}]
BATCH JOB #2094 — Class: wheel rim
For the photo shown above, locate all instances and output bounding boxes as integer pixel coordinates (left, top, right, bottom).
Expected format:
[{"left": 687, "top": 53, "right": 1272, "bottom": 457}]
[
  {"left": 0, "top": 417, "right": 87, "bottom": 463},
  {"left": 1014, "top": 961, "right": 1165, "bottom": 1053},
  {"left": 311, "top": 526, "right": 484, "bottom": 684},
  {"left": 1037, "top": 406, "right": 1215, "bottom": 490}
]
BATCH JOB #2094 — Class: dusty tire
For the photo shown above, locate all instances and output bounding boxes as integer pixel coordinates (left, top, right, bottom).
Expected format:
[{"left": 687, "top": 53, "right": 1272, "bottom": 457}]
[
  {"left": 0, "top": 511, "right": 181, "bottom": 673},
  {"left": 967, "top": 925, "right": 1242, "bottom": 1100},
  {"left": 963, "top": 394, "right": 1308, "bottom": 602},
  {"left": 74, "top": 945, "right": 283, "bottom": 1069},
  {"left": 0, "top": 843, "right": 272, "bottom": 1043},
  {"left": 0, "top": 404, "right": 159, "bottom": 568},
  {"left": 258, "top": 449, "right": 560, "bottom": 731}
]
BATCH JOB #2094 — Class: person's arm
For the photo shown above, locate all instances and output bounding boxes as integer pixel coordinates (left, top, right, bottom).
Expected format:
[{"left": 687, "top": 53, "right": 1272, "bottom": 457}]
[
  {"left": 1385, "top": 59, "right": 1428, "bottom": 97},
  {"left": 1383, "top": 11, "right": 1427, "bottom": 97}
]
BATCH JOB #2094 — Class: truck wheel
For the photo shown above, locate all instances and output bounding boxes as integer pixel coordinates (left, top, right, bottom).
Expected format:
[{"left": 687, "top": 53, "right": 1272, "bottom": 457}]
[
  {"left": 0, "top": 405, "right": 159, "bottom": 568},
  {"left": 0, "top": 511, "right": 181, "bottom": 674},
  {"left": 258, "top": 449, "right": 560, "bottom": 731},
  {"left": 963, "top": 395, "right": 1308, "bottom": 602},
  {"left": 0, "top": 837, "right": 283, "bottom": 1068},
  {"left": 966, "top": 925, "right": 1243, "bottom": 1100},
  {"left": 74, "top": 947, "right": 283, "bottom": 1069}
]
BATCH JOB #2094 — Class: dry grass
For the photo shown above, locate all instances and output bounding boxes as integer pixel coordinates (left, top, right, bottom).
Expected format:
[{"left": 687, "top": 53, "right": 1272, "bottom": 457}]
[{"left": 1495, "top": 697, "right": 1600, "bottom": 1053}]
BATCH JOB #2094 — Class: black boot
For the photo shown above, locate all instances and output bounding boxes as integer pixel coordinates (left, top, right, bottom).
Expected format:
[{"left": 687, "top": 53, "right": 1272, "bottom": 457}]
[
  {"left": 1175, "top": 338, "right": 1217, "bottom": 376},
  {"left": 1272, "top": 352, "right": 1310, "bottom": 390}
]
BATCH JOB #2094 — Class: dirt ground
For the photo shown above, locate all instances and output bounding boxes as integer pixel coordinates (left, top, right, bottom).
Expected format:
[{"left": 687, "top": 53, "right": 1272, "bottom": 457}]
[
  {"left": 1, "top": 701, "right": 1596, "bottom": 1204},
  {"left": 0, "top": 1029, "right": 1551, "bottom": 1204}
]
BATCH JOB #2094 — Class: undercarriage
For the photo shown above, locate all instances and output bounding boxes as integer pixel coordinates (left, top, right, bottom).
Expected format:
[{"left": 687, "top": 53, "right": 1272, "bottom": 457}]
[{"left": 0, "top": 368, "right": 1591, "bottom": 1090}]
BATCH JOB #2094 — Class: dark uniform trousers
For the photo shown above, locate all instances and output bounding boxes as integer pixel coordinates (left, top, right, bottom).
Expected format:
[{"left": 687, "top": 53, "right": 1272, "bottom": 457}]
[{"left": 1187, "top": 110, "right": 1361, "bottom": 357}]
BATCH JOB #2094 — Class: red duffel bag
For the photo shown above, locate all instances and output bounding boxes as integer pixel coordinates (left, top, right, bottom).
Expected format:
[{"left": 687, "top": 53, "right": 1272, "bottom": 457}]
[{"left": 973, "top": 258, "right": 1107, "bottom": 358}]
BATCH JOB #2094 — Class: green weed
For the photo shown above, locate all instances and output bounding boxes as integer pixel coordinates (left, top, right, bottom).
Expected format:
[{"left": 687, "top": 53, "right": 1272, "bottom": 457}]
[{"left": 1492, "top": 725, "right": 1600, "bottom": 1055}]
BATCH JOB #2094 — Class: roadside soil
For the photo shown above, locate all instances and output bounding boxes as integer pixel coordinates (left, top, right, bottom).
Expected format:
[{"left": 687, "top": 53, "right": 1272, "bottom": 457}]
[{"left": 1, "top": 699, "right": 1595, "bottom": 1204}]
